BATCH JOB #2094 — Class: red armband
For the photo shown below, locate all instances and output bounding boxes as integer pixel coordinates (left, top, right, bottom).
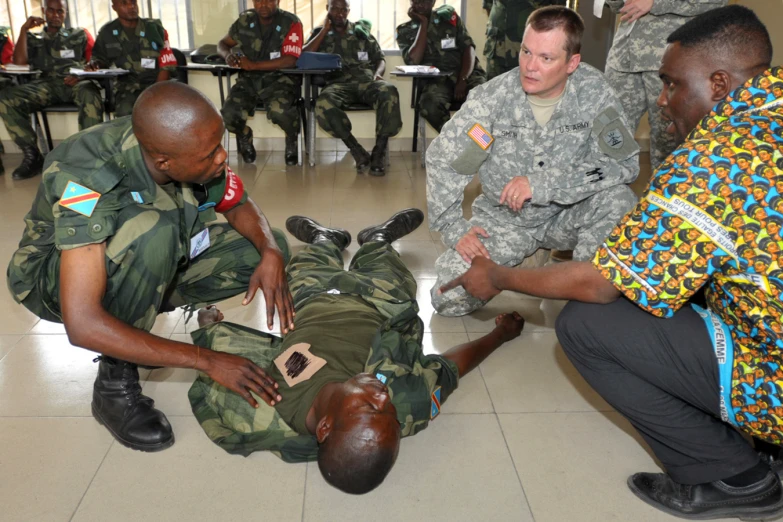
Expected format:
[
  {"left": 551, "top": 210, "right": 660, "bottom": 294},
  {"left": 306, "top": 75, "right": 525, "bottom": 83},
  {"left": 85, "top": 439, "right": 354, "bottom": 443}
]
[
  {"left": 449, "top": 13, "right": 458, "bottom": 26},
  {"left": 158, "top": 29, "right": 177, "bottom": 68},
  {"left": 282, "top": 22, "right": 303, "bottom": 58},
  {"left": 1, "top": 39, "right": 14, "bottom": 64},
  {"left": 84, "top": 29, "right": 95, "bottom": 62},
  {"left": 215, "top": 166, "right": 245, "bottom": 213}
]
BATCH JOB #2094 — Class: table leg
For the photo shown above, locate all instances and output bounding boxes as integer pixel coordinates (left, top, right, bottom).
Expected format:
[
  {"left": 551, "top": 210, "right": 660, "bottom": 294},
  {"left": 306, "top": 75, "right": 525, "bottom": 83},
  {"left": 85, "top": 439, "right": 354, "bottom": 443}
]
[
  {"left": 218, "top": 70, "right": 231, "bottom": 165},
  {"left": 411, "top": 78, "right": 419, "bottom": 153},
  {"left": 306, "top": 75, "right": 316, "bottom": 168}
]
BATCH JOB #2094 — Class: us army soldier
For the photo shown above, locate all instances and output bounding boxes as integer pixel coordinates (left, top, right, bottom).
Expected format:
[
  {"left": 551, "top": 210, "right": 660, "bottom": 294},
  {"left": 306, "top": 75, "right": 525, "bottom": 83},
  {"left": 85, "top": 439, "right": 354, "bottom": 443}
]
[
  {"left": 218, "top": 0, "right": 304, "bottom": 166},
  {"left": 396, "top": 0, "right": 486, "bottom": 132},
  {"left": 482, "top": 0, "right": 566, "bottom": 80},
  {"left": 0, "top": 0, "right": 102, "bottom": 180},
  {"left": 88, "top": 0, "right": 178, "bottom": 117},
  {"left": 603, "top": 0, "right": 727, "bottom": 169},
  {"left": 304, "top": 0, "right": 402, "bottom": 175},
  {"left": 429, "top": 7, "right": 640, "bottom": 317}
]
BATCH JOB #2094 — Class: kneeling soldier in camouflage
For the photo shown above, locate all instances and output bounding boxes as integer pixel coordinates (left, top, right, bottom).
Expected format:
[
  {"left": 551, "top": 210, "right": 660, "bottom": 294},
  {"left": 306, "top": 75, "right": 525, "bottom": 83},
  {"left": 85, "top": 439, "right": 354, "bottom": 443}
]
[
  {"left": 304, "top": 0, "right": 402, "bottom": 175},
  {"left": 188, "top": 209, "right": 524, "bottom": 494},
  {"left": 7, "top": 83, "right": 294, "bottom": 452}
]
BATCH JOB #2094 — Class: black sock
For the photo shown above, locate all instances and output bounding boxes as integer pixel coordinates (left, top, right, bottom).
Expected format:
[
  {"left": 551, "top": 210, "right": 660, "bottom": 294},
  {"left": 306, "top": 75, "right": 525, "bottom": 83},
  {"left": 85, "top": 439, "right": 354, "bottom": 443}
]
[{"left": 722, "top": 460, "right": 771, "bottom": 487}]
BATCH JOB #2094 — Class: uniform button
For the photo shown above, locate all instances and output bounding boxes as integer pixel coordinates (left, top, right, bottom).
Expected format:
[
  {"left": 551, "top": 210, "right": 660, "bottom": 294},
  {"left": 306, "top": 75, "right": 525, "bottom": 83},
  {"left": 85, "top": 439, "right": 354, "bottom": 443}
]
[
  {"left": 67, "top": 227, "right": 76, "bottom": 236},
  {"left": 91, "top": 223, "right": 102, "bottom": 233},
  {"left": 538, "top": 161, "right": 545, "bottom": 167}
]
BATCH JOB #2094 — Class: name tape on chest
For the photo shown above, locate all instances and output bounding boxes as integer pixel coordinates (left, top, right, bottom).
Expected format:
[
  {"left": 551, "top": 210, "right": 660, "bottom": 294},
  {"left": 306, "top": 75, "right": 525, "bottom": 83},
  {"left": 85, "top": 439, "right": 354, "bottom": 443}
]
[
  {"left": 59, "top": 181, "right": 100, "bottom": 217},
  {"left": 273, "top": 343, "right": 327, "bottom": 387}
]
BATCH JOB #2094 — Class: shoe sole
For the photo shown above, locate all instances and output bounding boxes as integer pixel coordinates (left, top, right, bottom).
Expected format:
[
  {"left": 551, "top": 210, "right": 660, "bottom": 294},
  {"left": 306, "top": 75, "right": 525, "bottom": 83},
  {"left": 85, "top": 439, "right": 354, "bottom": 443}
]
[
  {"left": 627, "top": 476, "right": 783, "bottom": 521},
  {"left": 92, "top": 404, "right": 175, "bottom": 453}
]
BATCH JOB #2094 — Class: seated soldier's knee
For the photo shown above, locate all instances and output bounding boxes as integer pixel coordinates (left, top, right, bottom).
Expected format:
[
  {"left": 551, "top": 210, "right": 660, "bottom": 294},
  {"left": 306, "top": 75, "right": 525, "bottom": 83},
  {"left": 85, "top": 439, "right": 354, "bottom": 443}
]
[
  {"left": 377, "top": 84, "right": 400, "bottom": 103},
  {"left": 595, "top": 185, "right": 638, "bottom": 221},
  {"left": 431, "top": 285, "right": 482, "bottom": 317},
  {"left": 555, "top": 301, "right": 604, "bottom": 362}
]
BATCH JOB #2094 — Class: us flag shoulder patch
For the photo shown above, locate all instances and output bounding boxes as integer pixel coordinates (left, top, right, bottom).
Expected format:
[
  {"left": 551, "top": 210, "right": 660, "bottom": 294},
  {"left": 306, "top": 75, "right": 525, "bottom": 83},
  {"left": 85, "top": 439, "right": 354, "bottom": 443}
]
[{"left": 467, "top": 123, "right": 494, "bottom": 150}]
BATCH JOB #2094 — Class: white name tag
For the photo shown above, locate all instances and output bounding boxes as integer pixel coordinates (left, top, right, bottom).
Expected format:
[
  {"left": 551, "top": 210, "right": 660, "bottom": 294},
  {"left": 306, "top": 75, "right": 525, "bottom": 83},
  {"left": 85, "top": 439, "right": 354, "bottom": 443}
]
[
  {"left": 270, "top": 51, "right": 281, "bottom": 59},
  {"left": 189, "top": 229, "right": 211, "bottom": 259},
  {"left": 357, "top": 51, "right": 368, "bottom": 61},
  {"left": 441, "top": 37, "right": 456, "bottom": 50},
  {"left": 60, "top": 49, "right": 75, "bottom": 58},
  {"left": 141, "top": 57, "right": 156, "bottom": 69}
]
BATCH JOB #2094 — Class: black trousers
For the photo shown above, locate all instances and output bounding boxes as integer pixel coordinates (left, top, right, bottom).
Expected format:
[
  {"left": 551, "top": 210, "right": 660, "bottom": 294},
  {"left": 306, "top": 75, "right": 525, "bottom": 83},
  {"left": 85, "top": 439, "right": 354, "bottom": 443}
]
[{"left": 556, "top": 298, "right": 761, "bottom": 484}]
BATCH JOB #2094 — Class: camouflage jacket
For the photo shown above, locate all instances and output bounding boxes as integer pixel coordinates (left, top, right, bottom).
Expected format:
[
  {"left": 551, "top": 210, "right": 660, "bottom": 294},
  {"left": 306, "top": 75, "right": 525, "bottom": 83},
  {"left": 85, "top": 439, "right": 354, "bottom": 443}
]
[
  {"left": 27, "top": 26, "right": 93, "bottom": 79},
  {"left": 483, "top": 0, "right": 565, "bottom": 43},
  {"left": 426, "top": 64, "right": 640, "bottom": 247},
  {"left": 92, "top": 18, "right": 176, "bottom": 87},
  {"left": 306, "top": 20, "right": 383, "bottom": 84},
  {"left": 188, "top": 296, "right": 459, "bottom": 462},
  {"left": 228, "top": 9, "right": 303, "bottom": 78},
  {"left": 6, "top": 117, "right": 246, "bottom": 322},
  {"left": 396, "top": 5, "right": 481, "bottom": 77},
  {"left": 605, "top": 0, "right": 727, "bottom": 73}
]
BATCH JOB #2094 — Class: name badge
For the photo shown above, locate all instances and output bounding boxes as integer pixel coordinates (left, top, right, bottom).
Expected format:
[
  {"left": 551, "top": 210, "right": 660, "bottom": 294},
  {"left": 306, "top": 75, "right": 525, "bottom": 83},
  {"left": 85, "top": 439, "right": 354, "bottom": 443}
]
[
  {"left": 357, "top": 51, "right": 368, "bottom": 61},
  {"left": 141, "top": 58, "right": 156, "bottom": 69},
  {"left": 441, "top": 37, "right": 456, "bottom": 50},
  {"left": 189, "top": 229, "right": 210, "bottom": 259},
  {"left": 270, "top": 51, "right": 281, "bottom": 59},
  {"left": 60, "top": 49, "right": 75, "bottom": 58}
]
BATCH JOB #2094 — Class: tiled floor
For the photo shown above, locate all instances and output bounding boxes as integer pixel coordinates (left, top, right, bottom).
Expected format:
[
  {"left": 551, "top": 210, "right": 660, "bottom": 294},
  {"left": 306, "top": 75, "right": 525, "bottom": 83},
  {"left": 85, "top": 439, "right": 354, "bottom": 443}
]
[{"left": 0, "top": 150, "right": 718, "bottom": 521}]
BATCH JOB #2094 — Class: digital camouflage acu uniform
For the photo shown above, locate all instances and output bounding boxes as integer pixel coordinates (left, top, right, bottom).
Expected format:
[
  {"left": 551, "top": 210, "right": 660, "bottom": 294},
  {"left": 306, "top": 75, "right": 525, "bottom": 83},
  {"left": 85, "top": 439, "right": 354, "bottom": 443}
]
[
  {"left": 0, "top": 26, "right": 102, "bottom": 149},
  {"left": 309, "top": 20, "right": 402, "bottom": 141},
  {"left": 221, "top": 9, "right": 303, "bottom": 136},
  {"left": 428, "top": 65, "right": 640, "bottom": 316},
  {"left": 396, "top": 5, "right": 487, "bottom": 132},
  {"left": 604, "top": 0, "right": 727, "bottom": 168},
  {"left": 482, "top": 0, "right": 566, "bottom": 80},
  {"left": 0, "top": 26, "right": 15, "bottom": 156},
  {"left": 188, "top": 241, "right": 459, "bottom": 462},
  {"left": 6, "top": 117, "right": 288, "bottom": 329},
  {"left": 92, "top": 18, "right": 178, "bottom": 117}
]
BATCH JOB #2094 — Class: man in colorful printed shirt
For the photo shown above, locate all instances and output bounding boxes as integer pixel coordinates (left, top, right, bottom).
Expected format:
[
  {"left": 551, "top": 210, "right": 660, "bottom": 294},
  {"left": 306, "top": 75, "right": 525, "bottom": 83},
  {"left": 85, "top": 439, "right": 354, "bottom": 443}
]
[
  {"left": 188, "top": 209, "right": 524, "bottom": 494},
  {"left": 218, "top": 0, "right": 304, "bottom": 166},
  {"left": 437, "top": 6, "right": 783, "bottom": 519}
]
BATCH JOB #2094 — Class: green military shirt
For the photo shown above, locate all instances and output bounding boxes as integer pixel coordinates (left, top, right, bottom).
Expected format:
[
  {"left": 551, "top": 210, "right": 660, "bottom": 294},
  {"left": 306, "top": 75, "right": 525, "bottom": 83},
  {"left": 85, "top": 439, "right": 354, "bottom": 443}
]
[
  {"left": 396, "top": 5, "right": 475, "bottom": 76},
  {"left": 306, "top": 20, "right": 384, "bottom": 84},
  {"left": 228, "top": 9, "right": 303, "bottom": 78},
  {"left": 92, "top": 18, "right": 176, "bottom": 86},
  {"left": 27, "top": 26, "right": 92, "bottom": 79},
  {"left": 6, "top": 117, "right": 245, "bottom": 322},
  {"left": 188, "top": 293, "right": 460, "bottom": 463}
]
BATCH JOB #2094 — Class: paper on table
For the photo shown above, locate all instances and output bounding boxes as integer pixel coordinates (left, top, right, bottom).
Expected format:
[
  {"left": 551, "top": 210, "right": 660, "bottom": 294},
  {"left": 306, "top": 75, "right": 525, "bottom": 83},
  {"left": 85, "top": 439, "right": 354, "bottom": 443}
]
[
  {"left": 593, "top": 0, "right": 605, "bottom": 18},
  {"left": 395, "top": 65, "right": 440, "bottom": 74},
  {"left": 68, "top": 67, "right": 126, "bottom": 75},
  {"left": 3, "top": 64, "right": 30, "bottom": 71}
]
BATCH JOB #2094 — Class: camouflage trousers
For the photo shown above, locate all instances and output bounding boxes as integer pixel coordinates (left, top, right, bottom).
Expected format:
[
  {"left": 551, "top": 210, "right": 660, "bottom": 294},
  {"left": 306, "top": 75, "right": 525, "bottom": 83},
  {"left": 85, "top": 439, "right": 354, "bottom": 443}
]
[
  {"left": 0, "top": 76, "right": 11, "bottom": 154},
  {"left": 0, "top": 78, "right": 103, "bottom": 148},
  {"left": 221, "top": 73, "right": 301, "bottom": 136},
  {"left": 112, "top": 78, "right": 155, "bottom": 117},
  {"left": 431, "top": 185, "right": 637, "bottom": 316},
  {"left": 22, "top": 206, "right": 289, "bottom": 331},
  {"left": 420, "top": 70, "right": 486, "bottom": 132},
  {"left": 484, "top": 36, "right": 521, "bottom": 81},
  {"left": 315, "top": 80, "right": 402, "bottom": 141},
  {"left": 605, "top": 67, "right": 677, "bottom": 169}
]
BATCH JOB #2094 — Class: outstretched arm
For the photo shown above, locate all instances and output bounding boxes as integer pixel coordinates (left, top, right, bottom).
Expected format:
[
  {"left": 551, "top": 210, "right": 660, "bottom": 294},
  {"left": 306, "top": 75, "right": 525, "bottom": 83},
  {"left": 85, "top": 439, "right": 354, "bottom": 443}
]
[{"left": 442, "top": 312, "right": 524, "bottom": 377}]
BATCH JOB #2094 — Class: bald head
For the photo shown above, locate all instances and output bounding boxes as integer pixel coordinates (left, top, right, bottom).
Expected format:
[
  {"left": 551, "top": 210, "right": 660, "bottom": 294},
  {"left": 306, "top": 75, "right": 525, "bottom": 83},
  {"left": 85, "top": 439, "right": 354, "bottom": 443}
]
[{"left": 132, "top": 82, "right": 222, "bottom": 157}]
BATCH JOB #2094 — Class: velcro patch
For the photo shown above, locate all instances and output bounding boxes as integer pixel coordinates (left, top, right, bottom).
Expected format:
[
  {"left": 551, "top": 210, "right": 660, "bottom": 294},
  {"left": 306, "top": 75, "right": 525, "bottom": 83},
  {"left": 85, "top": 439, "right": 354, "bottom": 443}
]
[
  {"left": 431, "top": 386, "right": 442, "bottom": 419},
  {"left": 59, "top": 181, "right": 100, "bottom": 217},
  {"left": 467, "top": 123, "right": 494, "bottom": 150}
]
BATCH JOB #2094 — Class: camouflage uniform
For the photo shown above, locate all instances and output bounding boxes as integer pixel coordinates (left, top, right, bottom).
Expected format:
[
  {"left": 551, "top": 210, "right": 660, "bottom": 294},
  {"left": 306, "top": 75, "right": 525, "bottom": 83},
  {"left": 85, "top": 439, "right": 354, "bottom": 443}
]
[
  {"left": 221, "top": 9, "right": 303, "bottom": 136},
  {"left": 428, "top": 65, "right": 640, "bottom": 316},
  {"left": 482, "top": 0, "right": 566, "bottom": 80},
  {"left": 6, "top": 117, "right": 288, "bottom": 329},
  {"left": 396, "top": 5, "right": 487, "bottom": 132},
  {"left": 0, "top": 26, "right": 15, "bottom": 156},
  {"left": 309, "top": 20, "right": 402, "bottom": 140},
  {"left": 91, "top": 18, "right": 178, "bottom": 117},
  {"left": 188, "top": 241, "right": 459, "bottom": 462},
  {"left": 604, "top": 0, "right": 727, "bottom": 167},
  {"left": 0, "top": 26, "right": 102, "bottom": 149}
]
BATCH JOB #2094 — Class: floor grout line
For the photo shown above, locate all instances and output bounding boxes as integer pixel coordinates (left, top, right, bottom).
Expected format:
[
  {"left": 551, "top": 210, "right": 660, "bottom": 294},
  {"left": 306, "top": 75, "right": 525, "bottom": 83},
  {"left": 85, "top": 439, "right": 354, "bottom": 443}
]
[
  {"left": 300, "top": 461, "right": 309, "bottom": 522},
  {"left": 68, "top": 439, "right": 116, "bottom": 522},
  {"left": 494, "top": 412, "right": 537, "bottom": 522}
]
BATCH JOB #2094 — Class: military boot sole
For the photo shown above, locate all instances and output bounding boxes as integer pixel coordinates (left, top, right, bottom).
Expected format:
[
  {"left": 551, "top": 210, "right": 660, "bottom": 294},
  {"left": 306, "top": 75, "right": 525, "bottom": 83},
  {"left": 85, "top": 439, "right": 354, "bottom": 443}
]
[
  {"left": 357, "top": 208, "right": 424, "bottom": 245},
  {"left": 92, "top": 404, "right": 175, "bottom": 452}
]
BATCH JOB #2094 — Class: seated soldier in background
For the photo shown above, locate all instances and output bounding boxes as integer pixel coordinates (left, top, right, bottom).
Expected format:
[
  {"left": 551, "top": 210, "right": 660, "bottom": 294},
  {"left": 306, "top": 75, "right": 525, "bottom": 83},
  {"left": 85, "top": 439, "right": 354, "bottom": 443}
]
[
  {"left": 0, "top": 24, "right": 15, "bottom": 175},
  {"left": 189, "top": 209, "right": 524, "bottom": 494},
  {"left": 396, "top": 0, "right": 486, "bottom": 132},
  {"left": 0, "top": 0, "right": 102, "bottom": 180},
  {"left": 304, "top": 0, "right": 402, "bottom": 175},
  {"left": 87, "top": 0, "right": 178, "bottom": 117}
]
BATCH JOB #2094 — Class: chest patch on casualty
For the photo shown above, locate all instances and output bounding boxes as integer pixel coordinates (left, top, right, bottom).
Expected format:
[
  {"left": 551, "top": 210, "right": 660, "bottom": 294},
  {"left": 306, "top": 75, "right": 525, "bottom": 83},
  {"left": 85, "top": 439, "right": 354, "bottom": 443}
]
[
  {"left": 431, "top": 386, "right": 442, "bottom": 419},
  {"left": 467, "top": 123, "right": 494, "bottom": 150},
  {"left": 273, "top": 343, "right": 327, "bottom": 387},
  {"left": 59, "top": 181, "right": 100, "bottom": 217}
]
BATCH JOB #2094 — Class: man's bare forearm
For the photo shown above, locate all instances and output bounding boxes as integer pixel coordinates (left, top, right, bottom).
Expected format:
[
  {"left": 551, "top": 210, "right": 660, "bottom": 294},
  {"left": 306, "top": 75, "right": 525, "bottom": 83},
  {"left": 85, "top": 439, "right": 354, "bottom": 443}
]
[
  {"left": 408, "top": 23, "right": 429, "bottom": 64},
  {"left": 442, "top": 328, "right": 508, "bottom": 377},
  {"left": 496, "top": 261, "right": 621, "bottom": 303},
  {"left": 225, "top": 199, "right": 280, "bottom": 255},
  {"left": 12, "top": 32, "right": 28, "bottom": 65},
  {"left": 459, "top": 46, "right": 475, "bottom": 81}
]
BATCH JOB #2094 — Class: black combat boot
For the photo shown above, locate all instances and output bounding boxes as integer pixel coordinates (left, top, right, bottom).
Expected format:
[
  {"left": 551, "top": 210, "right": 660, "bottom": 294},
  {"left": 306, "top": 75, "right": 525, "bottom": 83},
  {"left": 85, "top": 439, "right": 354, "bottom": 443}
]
[
  {"left": 12, "top": 145, "right": 44, "bottom": 180},
  {"left": 369, "top": 135, "right": 389, "bottom": 176},
  {"left": 0, "top": 154, "right": 4, "bottom": 175},
  {"left": 236, "top": 127, "right": 256, "bottom": 163},
  {"left": 285, "top": 215, "right": 351, "bottom": 251},
  {"left": 285, "top": 133, "right": 298, "bottom": 166},
  {"left": 357, "top": 208, "right": 424, "bottom": 245},
  {"left": 92, "top": 356, "right": 174, "bottom": 452},
  {"left": 343, "top": 134, "right": 370, "bottom": 172}
]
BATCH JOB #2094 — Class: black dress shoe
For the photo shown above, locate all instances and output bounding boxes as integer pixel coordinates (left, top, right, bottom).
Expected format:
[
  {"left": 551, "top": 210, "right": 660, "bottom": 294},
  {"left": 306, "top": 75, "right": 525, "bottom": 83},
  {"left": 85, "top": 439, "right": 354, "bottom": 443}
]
[
  {"left": 357, "top": 208, "right": 424, "bottom": 245},
  {"left": 237, "top": 128, "right": 256, "bottom": 163},
  {"left": 627, "top": 471, "right": 783, "bottom": 520},
  {"left": 12, "top": 145, "right": 44, "bottom": 180},
  {"left": 285, "top": 133, "right": 298, "bottom": 166},
  {"left": 285, "top": 215, "right": 351, "bottom": 250},
  {"left": 369, "top": 136, "right": 388, "bottom": 176},
  {"left": 92, "top": 356, "right": 174, "bottom": 452}
]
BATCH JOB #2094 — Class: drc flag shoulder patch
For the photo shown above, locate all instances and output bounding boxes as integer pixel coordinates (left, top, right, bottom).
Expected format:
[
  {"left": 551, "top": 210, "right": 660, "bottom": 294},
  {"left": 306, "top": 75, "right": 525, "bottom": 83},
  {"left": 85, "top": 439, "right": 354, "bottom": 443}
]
[
  {"left": 430, "top": 386, "right": 442, "bottom": 420},
  {"left": 59, "top": 181, "right": 100, "bottom": 217}
]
